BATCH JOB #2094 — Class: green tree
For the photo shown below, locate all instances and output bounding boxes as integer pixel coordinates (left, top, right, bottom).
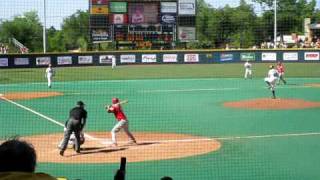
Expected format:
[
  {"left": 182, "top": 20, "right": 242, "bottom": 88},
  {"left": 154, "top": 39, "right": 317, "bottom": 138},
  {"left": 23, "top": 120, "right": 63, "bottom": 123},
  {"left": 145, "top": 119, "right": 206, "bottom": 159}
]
[{"left": 0, "top": 11, "right": 43, "bottom": 52}]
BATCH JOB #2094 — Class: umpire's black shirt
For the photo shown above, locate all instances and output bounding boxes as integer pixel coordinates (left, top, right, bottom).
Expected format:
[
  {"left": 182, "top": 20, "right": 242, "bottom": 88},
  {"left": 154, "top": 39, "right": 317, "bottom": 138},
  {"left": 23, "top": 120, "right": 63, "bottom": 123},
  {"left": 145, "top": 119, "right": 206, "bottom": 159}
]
[{"left": 69, "top": 107, "right": 87, "bottom": 124}]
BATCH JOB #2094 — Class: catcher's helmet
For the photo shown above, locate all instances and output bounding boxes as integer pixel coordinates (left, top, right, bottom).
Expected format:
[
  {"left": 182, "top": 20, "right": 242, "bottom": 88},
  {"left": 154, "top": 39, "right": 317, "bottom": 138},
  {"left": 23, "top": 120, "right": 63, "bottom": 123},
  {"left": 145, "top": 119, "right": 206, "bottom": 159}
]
[
  {"left": 77, "top": 101, "right": 85, "bottom": 106},
  {"left": 112, "top": 98, "right": 119, "bottom": 104}
]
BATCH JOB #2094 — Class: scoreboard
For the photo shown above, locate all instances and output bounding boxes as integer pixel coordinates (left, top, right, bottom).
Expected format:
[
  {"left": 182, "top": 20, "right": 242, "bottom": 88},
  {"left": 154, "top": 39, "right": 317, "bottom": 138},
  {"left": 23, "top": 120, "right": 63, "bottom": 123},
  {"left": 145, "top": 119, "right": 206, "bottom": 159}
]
[{"left": 89, "top": 0, "right": 196, "bottom": 48}]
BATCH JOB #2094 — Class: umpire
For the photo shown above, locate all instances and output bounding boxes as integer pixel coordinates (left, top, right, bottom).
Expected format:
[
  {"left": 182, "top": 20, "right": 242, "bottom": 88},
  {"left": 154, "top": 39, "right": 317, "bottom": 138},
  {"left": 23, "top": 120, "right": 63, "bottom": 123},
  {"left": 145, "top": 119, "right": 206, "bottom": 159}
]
[{"left": 59, "top": 101, "right": 87, "bottom": 156}]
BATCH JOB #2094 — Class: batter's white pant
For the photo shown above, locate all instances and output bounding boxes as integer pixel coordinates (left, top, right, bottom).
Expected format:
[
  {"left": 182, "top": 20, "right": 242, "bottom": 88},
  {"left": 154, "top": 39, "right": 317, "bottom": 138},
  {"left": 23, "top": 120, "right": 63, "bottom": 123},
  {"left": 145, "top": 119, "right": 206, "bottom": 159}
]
[
  {"left": 111, "top": 120, "right": 136, "bottom": 144},
  {"left": 244, "top": 69, "right": 252, "bottom": 79}
]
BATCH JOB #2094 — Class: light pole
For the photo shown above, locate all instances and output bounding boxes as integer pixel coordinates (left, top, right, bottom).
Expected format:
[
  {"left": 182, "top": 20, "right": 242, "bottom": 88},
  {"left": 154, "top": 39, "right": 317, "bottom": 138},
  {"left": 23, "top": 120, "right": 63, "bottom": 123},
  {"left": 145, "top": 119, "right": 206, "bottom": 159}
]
[
  {"left": 43, "top": 0, "right": 47, "bottom": 53},
  {"left": 274, "top": 0, "right": 277, "bottom": 49}
]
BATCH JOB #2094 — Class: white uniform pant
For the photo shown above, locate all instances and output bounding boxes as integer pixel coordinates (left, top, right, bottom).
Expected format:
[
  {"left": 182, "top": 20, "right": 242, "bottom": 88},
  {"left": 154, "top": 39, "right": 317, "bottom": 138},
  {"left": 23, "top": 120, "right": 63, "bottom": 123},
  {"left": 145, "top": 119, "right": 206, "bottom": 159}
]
[
  {"left": 47, "top": 75, "right": 52, "bottom": 87},
  {"left": 264, "top": 77, "right": 277, "bottom": 90},
  {"left": 244, "top": 69, "right": 252, "bottom": 78},
  {"left": 111, "top": 120, "right": 135, "bottom": 144}
]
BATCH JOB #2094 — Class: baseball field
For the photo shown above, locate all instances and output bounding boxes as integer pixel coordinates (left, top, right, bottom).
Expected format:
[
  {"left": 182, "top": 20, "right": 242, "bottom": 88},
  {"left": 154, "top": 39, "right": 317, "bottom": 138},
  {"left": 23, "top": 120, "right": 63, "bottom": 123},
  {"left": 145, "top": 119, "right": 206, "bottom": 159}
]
[{"left": 1, "top": 63, "right": 320, "bottom": 180}]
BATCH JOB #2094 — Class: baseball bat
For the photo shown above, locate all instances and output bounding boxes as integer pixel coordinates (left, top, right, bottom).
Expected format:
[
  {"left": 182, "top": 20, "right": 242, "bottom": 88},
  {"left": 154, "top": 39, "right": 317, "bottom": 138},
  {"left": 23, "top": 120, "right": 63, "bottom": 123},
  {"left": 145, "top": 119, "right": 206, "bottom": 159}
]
[{"left": 105, "top": 100, "right": 128, "bottom": 108}]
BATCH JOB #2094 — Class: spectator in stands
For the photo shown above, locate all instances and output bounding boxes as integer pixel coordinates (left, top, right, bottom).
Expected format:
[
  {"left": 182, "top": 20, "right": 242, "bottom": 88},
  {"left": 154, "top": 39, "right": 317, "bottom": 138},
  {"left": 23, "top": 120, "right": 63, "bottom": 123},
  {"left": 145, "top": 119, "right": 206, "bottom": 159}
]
[{"left": 0, "top": 138, "right": 56, "bottom": 180}]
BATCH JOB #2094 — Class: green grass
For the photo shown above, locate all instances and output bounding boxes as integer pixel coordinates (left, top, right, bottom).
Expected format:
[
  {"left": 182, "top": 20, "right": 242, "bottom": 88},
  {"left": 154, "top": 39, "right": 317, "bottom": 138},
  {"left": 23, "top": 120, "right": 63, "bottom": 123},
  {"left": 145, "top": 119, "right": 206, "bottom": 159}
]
[{"left": 1, "top": 63, "right": 320, "bottom": 84}]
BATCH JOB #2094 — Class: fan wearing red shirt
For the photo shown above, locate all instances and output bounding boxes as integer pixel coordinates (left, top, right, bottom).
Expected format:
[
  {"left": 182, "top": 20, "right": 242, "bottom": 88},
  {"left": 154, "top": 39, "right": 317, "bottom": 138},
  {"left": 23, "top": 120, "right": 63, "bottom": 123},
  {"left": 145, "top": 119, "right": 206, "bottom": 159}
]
[
  {"left": 106, "top": 98, "right": 136, "bottom": 146},
  {"left": 276, "top": 62, "right": 287, "bottom": 85}
]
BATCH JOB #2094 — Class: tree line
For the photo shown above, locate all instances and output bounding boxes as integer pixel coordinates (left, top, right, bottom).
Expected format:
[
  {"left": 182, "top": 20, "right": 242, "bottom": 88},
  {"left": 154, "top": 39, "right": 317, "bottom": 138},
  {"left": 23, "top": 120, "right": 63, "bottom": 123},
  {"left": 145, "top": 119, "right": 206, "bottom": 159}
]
[{"left": 0, "top": 0, "right": 320, "bottom": 52}]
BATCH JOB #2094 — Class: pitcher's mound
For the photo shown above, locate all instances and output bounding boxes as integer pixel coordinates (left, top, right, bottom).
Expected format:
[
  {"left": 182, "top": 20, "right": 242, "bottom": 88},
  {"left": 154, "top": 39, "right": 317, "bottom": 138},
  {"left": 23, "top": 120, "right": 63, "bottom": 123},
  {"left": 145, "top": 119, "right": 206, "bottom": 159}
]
[
  {"left": 20, "top": 132, "right": 221, "bottom": 164},
  {"left": 224, "top": 98, "right": 320, "bottom": 110}
]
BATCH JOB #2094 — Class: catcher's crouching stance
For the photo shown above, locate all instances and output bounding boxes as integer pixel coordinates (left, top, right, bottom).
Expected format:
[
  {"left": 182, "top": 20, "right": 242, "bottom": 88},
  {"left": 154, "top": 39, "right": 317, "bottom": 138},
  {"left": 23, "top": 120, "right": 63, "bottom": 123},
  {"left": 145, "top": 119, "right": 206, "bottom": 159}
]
[{"left": 106, "top": 98, "right": 137, "bottom": 147}]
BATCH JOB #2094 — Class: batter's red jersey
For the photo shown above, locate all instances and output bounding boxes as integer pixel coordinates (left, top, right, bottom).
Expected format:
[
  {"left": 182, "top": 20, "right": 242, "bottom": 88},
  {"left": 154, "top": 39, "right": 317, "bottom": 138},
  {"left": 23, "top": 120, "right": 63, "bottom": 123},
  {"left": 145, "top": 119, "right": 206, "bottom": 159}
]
[
  {"left": 110, "top": 105, "right": 127, "bottom": 121},
  {"left": 277, "top": 64, "right": 285, "bottom": 73}
]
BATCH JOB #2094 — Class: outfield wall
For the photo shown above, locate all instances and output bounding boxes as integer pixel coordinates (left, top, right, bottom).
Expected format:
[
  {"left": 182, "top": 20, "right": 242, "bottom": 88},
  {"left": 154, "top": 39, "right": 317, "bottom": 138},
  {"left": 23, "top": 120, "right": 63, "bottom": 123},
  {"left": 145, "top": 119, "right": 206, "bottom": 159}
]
[{"left": 0, "top": 49, "right": 319, "bottom": 68}]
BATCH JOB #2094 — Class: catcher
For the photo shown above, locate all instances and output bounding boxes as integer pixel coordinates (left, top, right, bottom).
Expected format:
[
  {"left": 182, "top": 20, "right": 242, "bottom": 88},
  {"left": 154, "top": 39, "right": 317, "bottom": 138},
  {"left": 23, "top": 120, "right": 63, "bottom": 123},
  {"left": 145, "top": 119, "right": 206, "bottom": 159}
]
[
  {"left": 106, "top": 98, "right": 137, "bottom": 147},
  {"left": 58, "top": 121, "right": 85, "bottom": 150}
]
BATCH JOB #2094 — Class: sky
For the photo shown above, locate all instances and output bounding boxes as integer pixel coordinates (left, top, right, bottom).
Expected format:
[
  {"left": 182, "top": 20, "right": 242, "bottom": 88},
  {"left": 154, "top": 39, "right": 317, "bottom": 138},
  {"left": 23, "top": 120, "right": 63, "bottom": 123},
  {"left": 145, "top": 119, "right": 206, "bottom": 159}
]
[{"left": 0, "top": 0, "right": 320, "bottom": 29}]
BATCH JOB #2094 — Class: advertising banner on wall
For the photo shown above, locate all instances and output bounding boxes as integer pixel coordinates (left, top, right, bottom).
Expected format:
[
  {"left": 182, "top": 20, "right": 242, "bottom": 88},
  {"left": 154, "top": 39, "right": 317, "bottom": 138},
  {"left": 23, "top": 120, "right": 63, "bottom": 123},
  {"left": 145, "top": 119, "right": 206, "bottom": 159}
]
[
  {"left": 161, "top": 2, "right": 177, "bottom": 13},
  {"left": 142, "top": 54, "right": 157, "bottom": 63},
  {"left": 14, "top": 58, "right": 29, "bottom": 65},
  {"left": 120, "top": 55, "right": 136, "bottom": 63},
  {"left": 36, "top": 57, "right": 51, "bottom": 66},
  {"left": 261, "top": 52, "right": 277, "bottom": 61},
  {"left": 78, "top": 56, "right": 93, "bottom": 64},
  {"left": 178, "top": 27, "right": 196, "bottom": 42},
  {"left": 90, "top": 6, "right": 109, "bottom": 15},
  {"left": 129, "top": 3, "right": 158, "bottom": 24},
  {"left": 99, "top": 55, "right": 113, "bottom": 64},
  {"left": 283, "top": 52, "right": 298, "bottom": 61},
  {"left": 0, "top": 58, "right": 8, "bottom": 67},
  {"left": 184, "top": 54, "right": 199, "bottom": 62},
  {"left": 91, "top": 28, "right": 111, "bottom": 42},
  {"left": 240, "top": 53, "right": 255, "bottom": 61},
  {"left": 91, "top": 0, "right": 108, "bottom": 5},
  {"left": 304, "top": 52, "right": 320, "bottom": 60},
  {"left": 220, "top": 53, "right": 234, "bottom": 61},
  {"left": 111, "top": 14, "right": 128, "bottom": 24},
  {"left": 163, "top": 54, "right": 178, "bottom": 62},
  {"left": 110, "top": 2, "right": 127, "bottom": 13},
  {"left": 178, "top": 0, "right": 196, "bottom": 15},
  {"left": 57, "top": 56, "right": 72, "bottom": 65},
  {"left": 161, "top": 14, "right": 176, "bottom": 24}
]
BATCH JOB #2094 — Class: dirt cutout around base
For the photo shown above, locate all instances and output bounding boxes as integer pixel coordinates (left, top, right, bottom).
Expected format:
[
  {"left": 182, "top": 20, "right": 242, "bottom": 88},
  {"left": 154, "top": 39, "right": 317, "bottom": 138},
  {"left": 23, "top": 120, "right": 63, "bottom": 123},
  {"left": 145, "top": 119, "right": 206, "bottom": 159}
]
[
  {"left": 1, "top": 92, "right": 63, "bottom": 100},
  {"left": 224, "top": 98, "right": 320, "bottom": 110},
  {"left": 20, "top": 132, "right": 220, "bottom": 164},
  {"left": 305, "top": 83, "right": 320, "bottom": 88}
]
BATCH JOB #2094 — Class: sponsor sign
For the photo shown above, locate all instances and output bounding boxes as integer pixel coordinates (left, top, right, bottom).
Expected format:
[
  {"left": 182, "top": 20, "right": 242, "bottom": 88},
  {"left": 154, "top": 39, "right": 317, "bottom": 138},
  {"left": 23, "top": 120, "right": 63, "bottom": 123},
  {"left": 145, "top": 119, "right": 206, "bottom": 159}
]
[
  {"left": 36, "top": 57, "right": 51, "bottom": 66},
  {"left": 14, "top": 58, "right": 29, "bottom": 65},
  {"left": 184, "top": 54, "right": 199, "bottom": 62},
  {"left": 240, "top": 53, "right": 255, "bottom": 61},
  {"left": 129, "top": 3, "right": 159, "bottom": 24},
  {"left": 283, "top": 52, "right": 298, "bottom": 61},
  {"left": 120, "top": 55, "right": 136, "bottom": 63},
  {"left": 304, "top": 52, "right": 320, "bottom": 61},
  {"left": 261, "top": 52, "right": 277, "bottom": 61},
  {"left": 220, "top": 53, "right": 233, "bottom": 61},
  {"left": 111, "top": 14, "right": 128, "bottom": 24},
  {"left": 142, "top": 54, "right": 157, "bottom": 63},
  {"left": 91, "top": 0, "right": 108, "bottom": 5},
  {"left": 78, "top": 56, "right": 93, "bottom": 64},
  {"left": 110, "top": 2, "right": 127, "bottom": 13},
  {"left": 91, "top": 28, "right": 110, "bottom": 42},
  {"left": 178, "top": 27, "right": 196, "bottom": 42},
  {"left": 0, "top": 58, "right": 8, "bottom": 67},
  {"left": 90, "top": 5, "right": 108, "bottom": 14},
  {"left": 57, "top": 56, "right": 72, "bottom": 65},
  {"left": 163, "top": 54, "right": 178, "bottom": 63},
  {"left": 178, "top": 0, "right": 196, "bottom": 15},
  {"left": 161, "top": 2, "right": 177, "bottom": 13},
  {"left": 99, "top": 55, "right": 114, "bottom": 64},
  {"left": 161, "top": 14, "right": 176, "bottom": 24}
]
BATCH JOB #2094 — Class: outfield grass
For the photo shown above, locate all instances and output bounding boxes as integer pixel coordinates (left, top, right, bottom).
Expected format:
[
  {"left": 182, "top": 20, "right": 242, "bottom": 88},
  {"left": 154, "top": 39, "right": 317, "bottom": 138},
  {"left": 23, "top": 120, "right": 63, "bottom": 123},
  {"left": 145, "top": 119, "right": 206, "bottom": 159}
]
[{"left": 1, "top": 63, "right": 320, "bottom": 84}]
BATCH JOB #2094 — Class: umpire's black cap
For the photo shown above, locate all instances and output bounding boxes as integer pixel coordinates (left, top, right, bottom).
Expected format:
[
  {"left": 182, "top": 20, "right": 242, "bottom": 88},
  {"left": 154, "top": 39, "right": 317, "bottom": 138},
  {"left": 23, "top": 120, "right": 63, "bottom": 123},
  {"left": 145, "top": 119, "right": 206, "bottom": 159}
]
[{"left": 77, "top": 101, "right": 85, "bottom": 106}]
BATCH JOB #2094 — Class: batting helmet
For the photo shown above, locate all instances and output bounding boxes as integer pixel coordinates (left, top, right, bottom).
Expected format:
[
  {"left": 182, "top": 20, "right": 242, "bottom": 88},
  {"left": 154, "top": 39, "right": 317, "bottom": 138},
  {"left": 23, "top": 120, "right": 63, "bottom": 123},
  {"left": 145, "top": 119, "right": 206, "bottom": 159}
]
[{"left": 112, "top": 98, "right": 119, "bottom": 104}]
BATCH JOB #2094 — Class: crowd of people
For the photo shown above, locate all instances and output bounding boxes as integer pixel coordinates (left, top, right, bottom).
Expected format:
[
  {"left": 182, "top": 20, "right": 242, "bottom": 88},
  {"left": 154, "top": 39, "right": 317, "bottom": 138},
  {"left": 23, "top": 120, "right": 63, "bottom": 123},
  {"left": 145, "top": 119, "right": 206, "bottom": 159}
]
[{"left": 0, "top": 43, "right": 9, "bottom": 54}]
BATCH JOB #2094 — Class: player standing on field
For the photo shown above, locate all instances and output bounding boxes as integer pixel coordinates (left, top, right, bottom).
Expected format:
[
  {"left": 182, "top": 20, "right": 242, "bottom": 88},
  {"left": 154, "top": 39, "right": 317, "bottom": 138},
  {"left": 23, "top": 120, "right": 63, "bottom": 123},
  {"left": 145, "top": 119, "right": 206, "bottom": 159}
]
[
  {"left": 276, "top": 62, "right": 287, "bottom": 85},
  {"left": 45, "top": 64, "right": 55, "bottom": 88},
  {"left": 244, "top": 60, "right": 252, "bottom": 79},
  {"left": 264, "top": 65, "right": 279, "bottom": 99},
  {"left": 111, "top": 56, "right": 116, "bottom": 69},
  {"left": 106, "top": 98, "right": 136, "bottom": 147}
]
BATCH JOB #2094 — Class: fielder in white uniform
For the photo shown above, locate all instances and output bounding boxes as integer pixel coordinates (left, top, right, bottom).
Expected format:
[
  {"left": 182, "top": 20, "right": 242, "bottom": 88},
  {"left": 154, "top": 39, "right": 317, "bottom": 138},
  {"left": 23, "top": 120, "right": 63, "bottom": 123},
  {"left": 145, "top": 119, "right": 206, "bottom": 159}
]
[
  {"left": 244, "top": 61, "right": 252, "bottom": 79},
  {"left": 111, "top": 56, "right": 116, "bottom": 69},
  {"left": 45, "top": 64, "right": 55, "bottom": 88},
  {"left": 264, "top": 65, "right": 279, "bottom": 99}
]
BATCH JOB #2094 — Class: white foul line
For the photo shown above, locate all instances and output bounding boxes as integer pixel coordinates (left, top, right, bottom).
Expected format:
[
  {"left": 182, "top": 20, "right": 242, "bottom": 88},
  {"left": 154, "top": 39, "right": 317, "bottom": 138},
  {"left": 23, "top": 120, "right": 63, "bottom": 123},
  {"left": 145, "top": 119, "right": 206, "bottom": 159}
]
[{"left": 0, "top": 95, "right": 104, "bottom": 143}]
